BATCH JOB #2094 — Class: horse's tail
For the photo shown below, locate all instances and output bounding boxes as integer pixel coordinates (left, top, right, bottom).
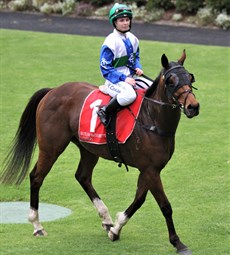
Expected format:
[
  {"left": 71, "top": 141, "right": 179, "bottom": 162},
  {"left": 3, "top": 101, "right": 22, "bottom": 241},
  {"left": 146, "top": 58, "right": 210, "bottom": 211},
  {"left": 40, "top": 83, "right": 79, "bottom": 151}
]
[{"left": 0, "top": 88, "right": 52, "bottom": 185}]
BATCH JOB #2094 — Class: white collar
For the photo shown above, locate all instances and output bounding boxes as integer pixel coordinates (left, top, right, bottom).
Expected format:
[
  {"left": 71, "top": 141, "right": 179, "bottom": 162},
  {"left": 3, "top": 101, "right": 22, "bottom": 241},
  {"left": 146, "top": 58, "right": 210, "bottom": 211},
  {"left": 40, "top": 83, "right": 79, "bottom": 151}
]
[{"left": 113, "top": 29, "right": 129, "bottom": 38}]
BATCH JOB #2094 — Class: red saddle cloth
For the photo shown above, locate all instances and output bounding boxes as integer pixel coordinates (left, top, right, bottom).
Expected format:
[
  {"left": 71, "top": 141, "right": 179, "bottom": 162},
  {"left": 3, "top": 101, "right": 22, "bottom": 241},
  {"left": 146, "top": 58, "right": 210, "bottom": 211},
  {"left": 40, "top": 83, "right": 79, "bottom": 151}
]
[{"left": 79, "top": 89, "right": 145, "bottom": 144}]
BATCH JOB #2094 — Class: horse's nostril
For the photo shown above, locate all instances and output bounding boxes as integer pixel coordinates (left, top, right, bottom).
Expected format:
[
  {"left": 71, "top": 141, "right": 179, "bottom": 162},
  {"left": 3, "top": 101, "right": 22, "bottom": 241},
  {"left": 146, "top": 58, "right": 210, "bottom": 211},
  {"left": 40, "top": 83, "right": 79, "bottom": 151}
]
[
  {"left": 188, "top": 104, "right": 199, "bottom": 110},
  {"left": 185, "top": 103, "right": 200, "bottom": 118}
]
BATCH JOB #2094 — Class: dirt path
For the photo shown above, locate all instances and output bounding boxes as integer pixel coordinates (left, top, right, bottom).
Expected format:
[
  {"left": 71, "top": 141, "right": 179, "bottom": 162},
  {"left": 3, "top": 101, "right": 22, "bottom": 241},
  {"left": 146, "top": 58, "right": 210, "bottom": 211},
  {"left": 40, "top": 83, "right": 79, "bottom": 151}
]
[{"left": 1, "top": 11, "right": 229, "bottom": 46}]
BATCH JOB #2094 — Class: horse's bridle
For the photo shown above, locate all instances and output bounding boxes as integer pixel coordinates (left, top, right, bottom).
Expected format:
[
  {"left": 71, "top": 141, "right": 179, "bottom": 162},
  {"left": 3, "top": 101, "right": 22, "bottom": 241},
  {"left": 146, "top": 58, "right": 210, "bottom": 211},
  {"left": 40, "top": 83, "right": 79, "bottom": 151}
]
[
  {"left": 136, "top": 63, "right": 198, "bottom": 136},
  {"left": 144, "top": 64, "right": 196, "bottom": 111}
]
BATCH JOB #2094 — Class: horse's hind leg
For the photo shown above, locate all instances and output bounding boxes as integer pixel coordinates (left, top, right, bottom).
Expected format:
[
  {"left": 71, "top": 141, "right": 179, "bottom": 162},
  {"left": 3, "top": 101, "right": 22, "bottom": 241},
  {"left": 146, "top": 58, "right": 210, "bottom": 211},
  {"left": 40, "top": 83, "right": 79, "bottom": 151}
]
[
  {"left": 75, "top": 145, "right": 113, "bottom": 231},
  {"left": 28, "top": 130, "right": 71, "bottom": 236},
  {"left": 28, "top": 149, "right": 62, "bottom": 236}
]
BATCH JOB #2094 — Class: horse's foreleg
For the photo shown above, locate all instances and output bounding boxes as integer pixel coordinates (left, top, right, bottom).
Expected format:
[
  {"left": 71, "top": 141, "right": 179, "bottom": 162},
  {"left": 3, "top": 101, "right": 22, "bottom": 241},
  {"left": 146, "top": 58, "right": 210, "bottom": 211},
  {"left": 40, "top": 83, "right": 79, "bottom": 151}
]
[
  {"left": 108, "top": 172, "right": 148, "bottom": 241},
  {"left": 149, "top": 175, "right": 192, "bottom": 255},
  {"left": 93, "top": 198, "right": 113, "bottom": 232},
  {"left": 75, "top": 147, "right": 113, "bottom": 231}
]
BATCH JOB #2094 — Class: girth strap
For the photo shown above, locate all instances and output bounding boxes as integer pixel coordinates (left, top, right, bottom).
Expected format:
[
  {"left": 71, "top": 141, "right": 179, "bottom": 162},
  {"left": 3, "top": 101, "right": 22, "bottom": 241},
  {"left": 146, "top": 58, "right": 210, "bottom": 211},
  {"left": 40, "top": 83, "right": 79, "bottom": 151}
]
[{"left": 106, "top": 112, "right": 129, "bottom": 171}]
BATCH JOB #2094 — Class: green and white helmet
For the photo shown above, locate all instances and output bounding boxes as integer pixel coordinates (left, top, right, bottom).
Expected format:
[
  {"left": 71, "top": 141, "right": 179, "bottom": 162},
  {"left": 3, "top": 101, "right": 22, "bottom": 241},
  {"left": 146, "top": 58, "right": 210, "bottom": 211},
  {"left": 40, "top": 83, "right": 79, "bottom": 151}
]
[{"left": 109, "top": 3, "right": 133, "bottom": 25}]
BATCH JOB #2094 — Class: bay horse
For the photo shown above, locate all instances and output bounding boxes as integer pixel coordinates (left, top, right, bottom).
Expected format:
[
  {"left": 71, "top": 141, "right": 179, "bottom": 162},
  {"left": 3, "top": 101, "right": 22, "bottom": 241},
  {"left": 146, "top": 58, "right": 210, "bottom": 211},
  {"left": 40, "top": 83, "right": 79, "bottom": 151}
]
[{"left": 1, "top": 50, "right": 199, "bottom": 255}]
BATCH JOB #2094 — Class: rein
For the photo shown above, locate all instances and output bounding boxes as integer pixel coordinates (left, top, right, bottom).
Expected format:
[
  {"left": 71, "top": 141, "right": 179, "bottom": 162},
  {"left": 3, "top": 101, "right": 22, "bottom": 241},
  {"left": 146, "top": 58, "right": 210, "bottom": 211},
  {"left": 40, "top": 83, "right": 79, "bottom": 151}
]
[
  {"left": 143, "top": 96, "right": 179, "bottom": 109},
  {"left": 139, "top": 95, "right": 179, "bottom": 137},
  {"left": 131, "top": 91, "right": 179, "bottom": 137}
]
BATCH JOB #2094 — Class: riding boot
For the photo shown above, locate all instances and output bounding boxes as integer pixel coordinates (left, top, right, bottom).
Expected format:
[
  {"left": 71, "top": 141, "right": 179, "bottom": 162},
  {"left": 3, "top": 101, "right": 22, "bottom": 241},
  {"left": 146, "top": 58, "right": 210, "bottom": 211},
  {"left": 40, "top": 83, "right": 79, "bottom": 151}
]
[{"left": 97, "top": 97, "right": 121, "bottom": 126}]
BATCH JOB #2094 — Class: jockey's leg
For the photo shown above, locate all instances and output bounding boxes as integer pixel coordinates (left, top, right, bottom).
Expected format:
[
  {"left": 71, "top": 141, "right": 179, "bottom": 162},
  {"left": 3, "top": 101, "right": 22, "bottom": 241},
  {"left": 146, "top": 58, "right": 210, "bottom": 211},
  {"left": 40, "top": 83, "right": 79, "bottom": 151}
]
[
  {"left": 97, "top": 97, "right": 121, "bottom": 126},
  {"left": 97, "top": 81, "right": 136, "bottom": 126}
]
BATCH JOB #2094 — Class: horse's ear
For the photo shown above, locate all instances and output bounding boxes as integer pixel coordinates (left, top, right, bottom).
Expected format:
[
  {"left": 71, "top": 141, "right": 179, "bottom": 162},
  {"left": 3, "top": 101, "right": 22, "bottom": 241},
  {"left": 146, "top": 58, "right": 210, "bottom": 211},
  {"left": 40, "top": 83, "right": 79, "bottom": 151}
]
[
  {"left": 178, "top": 49, "right": 186, "bottom": 65},
  {"left": 161, "top": 54, "right": 169, "bottom": 68}
]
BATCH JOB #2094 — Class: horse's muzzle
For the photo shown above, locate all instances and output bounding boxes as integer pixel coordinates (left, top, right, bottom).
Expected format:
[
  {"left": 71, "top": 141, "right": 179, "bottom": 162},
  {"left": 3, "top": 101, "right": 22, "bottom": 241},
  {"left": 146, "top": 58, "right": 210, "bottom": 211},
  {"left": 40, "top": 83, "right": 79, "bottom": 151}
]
[{"left": 184, "top": 103, "right": 200, "bottom": 118}]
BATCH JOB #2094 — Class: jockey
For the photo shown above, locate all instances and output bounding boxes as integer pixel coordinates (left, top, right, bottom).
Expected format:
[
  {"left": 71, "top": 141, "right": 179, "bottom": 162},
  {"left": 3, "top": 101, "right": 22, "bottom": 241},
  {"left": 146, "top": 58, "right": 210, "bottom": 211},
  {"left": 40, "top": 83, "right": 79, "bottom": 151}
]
[{"left": 97, "top": 3, "right": 150, "bottom": 127}]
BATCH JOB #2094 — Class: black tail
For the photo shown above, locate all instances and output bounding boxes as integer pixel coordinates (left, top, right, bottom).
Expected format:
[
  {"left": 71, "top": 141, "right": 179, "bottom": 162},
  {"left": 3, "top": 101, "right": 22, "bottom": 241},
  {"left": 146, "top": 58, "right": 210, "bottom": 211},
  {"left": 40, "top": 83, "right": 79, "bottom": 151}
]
[{"left": 0, "top": 88, "right": 52, "bottom": 185}]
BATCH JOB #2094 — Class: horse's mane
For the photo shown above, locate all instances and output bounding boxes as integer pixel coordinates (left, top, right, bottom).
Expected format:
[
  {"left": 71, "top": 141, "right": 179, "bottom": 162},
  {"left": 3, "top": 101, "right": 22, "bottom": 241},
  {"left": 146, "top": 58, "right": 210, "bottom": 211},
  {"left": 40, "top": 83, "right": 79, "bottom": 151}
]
[{"left": 145, "top": 73, "right": 161, "bottom": 97}]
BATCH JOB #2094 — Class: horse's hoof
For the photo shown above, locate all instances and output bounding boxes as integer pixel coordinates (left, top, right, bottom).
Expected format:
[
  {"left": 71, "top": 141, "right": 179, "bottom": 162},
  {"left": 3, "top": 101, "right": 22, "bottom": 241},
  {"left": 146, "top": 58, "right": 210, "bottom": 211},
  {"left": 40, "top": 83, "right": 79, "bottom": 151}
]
[
  {"left": 102, "top": 223, "right": 113, "bottom": 233},
  {"left": 177, "top": 248, "right": 192, "bottom": 255},
  {"left": 33, "top": 229, "right": 48, "bottom": 237},
  {"left": 108, "top": 229, "right": 120, "bottom": 241}
]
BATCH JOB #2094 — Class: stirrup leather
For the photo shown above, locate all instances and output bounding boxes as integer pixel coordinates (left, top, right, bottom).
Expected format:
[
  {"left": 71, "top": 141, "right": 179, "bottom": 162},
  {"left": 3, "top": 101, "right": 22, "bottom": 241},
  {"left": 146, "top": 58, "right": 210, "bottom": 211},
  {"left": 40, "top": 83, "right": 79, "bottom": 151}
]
[{"left": 97, "top": 107, "right": 109, "bottom": 126}]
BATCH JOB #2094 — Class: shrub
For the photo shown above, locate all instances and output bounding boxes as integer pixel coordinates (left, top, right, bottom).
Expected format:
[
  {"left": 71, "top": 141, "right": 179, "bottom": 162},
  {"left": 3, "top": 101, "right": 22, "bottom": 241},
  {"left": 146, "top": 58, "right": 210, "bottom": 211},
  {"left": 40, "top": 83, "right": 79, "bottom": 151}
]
[
  {"left": 0, "top": 0, "right": 8, "bottom": 9},
  {"left": 172, "top": 13, "right": 183, "bottom": 22},
  {"left": 75, "top": 2, "right": 94, "bottom": 16},
  {"left": 77, "top": 0, "right": 111, "bottom": 7},
  {"left": 196, "top": 7, "right": 215, "bottom": 26},
  {"left": 128, "top": 0, "right": 147, "bottom": 7},
  {"left": 176, "top": 0, "right": 204, "bottom": 14},
  {"left": 8, "top": 0, "right": 29, "bottom": 11},
  {"left": 33, "top": 0, "right": 75, "bottom": 15},
  {"left": 39, "top": 2, "right": 53, "bottom": 14},
  {"left": 62, "top": 0, "right": 75, "bottom": 15},
  {"left": 206, "top": 0, "right": 230, "bottom": 14},
  {"left": 130, "top": 2, "right": 164, "bottom": 22},
  {"left": 146, "top": 0, "right": 174, "bottom": 11},
  {"left": 215, "top": 12, "right": 230, "bottom": 29},
  {"left": 94, "top": 5, "right": 110, "bottom": 17}
]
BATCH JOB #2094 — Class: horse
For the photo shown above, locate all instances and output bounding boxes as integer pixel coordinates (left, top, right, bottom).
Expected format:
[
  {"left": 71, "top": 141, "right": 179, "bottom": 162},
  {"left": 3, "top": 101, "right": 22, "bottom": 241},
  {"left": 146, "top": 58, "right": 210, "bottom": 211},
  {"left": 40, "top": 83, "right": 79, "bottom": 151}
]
[{"left": 0, "top": 50, "right": 199, "bottom": 255}]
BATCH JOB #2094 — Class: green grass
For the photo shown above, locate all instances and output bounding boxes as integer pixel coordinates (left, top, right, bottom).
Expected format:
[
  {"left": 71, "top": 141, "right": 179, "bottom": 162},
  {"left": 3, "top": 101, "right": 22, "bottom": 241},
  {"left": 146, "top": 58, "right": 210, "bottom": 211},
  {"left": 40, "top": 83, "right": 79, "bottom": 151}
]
[{"left": 0, "top": 29, "right": 229, "bottom": 255}]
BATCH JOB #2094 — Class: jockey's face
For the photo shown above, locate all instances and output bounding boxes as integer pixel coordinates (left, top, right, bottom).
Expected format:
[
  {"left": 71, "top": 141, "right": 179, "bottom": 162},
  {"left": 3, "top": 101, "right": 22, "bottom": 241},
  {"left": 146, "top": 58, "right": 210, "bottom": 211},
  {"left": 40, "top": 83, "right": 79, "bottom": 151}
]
[{"left": 115, "top": 17, "right": 131, "bottom": 32}]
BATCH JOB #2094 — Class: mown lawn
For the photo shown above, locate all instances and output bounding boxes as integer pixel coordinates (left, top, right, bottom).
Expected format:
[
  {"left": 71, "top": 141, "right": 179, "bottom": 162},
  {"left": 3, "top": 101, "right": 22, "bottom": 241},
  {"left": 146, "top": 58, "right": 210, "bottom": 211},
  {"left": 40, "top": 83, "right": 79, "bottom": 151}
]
[{"left": 0, "top": 29, "right": 229, "bottom": 255}]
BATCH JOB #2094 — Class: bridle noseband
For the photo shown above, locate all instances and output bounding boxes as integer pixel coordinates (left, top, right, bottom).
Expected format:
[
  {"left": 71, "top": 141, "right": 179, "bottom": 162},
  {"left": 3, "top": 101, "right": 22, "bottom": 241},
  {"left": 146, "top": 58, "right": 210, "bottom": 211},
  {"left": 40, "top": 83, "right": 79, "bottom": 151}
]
[{"left": 172, "top": 88, "right": 194, "bottom": 111}]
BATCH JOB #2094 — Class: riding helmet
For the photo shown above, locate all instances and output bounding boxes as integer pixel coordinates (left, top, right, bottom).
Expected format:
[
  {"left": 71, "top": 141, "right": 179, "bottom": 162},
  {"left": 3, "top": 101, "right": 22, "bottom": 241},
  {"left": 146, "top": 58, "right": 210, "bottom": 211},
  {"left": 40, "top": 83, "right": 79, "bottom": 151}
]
[{"left": 109, "top": 3, "right": 133, "bottom": 26}]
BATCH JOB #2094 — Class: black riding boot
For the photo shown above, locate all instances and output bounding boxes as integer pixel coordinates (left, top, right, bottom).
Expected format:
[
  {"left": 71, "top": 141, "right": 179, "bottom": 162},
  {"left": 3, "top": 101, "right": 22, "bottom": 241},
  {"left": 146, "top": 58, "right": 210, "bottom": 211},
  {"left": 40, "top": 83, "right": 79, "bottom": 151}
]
[{"left": 97, "top": 97, "right": 121, "bottom": 126}]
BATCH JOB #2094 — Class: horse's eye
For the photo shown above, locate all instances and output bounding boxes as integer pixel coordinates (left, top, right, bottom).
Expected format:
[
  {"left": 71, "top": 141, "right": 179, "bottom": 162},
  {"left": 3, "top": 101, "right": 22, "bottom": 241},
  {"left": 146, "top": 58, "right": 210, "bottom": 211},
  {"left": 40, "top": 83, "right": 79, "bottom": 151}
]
[
  {"left": 165, "top": 76, "right": 173, "bottom": 87},
  {"left": 168, "top": 73, "right": 179, "bottom": 86}
]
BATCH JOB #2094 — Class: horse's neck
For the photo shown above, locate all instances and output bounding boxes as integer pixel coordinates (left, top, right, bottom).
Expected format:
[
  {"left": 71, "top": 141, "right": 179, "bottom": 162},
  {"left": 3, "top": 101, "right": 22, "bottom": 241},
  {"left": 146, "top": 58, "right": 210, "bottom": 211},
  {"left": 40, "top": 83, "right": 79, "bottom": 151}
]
[
  {"left": 145, "top": 78, "right": 181, "bottom": 136},
  {"left": 154, "top": 75, "right": 168, "bottom": 102}
]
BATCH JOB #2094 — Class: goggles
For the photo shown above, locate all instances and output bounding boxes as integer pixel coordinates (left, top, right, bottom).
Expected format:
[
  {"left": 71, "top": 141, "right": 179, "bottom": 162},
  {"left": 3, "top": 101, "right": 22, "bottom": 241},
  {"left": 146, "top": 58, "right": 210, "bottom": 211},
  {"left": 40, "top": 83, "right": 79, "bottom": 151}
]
[{"left": 115, "top": 7, "right": 132, "bottom": 14}]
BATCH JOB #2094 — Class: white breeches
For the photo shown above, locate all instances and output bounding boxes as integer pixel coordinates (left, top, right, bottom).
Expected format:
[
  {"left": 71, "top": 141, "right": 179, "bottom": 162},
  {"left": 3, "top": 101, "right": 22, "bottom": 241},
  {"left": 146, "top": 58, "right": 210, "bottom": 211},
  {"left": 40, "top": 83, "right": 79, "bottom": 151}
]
[
  {"left": 105, "top": 80, "right": 136, "bottom": 106},
  {"left": 104, "top": 76, "right": 153, "bottom": 106}
]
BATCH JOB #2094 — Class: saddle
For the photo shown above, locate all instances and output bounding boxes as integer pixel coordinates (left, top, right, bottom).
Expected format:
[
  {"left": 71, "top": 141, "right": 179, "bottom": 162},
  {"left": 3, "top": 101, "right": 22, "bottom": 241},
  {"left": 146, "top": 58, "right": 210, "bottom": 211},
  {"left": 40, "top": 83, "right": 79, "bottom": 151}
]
[{"left": 78, "top": 89, "right": 145, "bottom": 168}]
